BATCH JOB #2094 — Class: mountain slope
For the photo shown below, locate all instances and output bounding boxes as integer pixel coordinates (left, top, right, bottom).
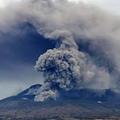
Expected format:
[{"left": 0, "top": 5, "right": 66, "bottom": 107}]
[{"left": 0, "top": 84, "right": 120, "bottom": 120}]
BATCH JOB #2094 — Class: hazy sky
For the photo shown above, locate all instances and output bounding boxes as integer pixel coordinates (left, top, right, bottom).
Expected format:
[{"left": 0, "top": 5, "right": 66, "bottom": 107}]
[
  {"left": 0, "top": 0, "right": 119, "bottom": 99},
  {"left": 69, "top": 0, "right": 120, "bottom": 15}
]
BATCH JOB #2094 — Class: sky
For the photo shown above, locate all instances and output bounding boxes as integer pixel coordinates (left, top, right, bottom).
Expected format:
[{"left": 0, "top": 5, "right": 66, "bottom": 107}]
[{"left": 0, "top": 0, "right": 120, "bottom": 99}]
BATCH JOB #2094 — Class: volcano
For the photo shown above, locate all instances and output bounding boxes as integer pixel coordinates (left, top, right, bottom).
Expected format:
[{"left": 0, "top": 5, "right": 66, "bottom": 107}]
[{"left": 0, "top": 84, "right": 120, "bottom": 120}]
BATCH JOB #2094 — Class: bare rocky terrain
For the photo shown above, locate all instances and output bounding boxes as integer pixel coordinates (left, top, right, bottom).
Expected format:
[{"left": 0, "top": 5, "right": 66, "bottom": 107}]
[{"left": 0, "top": 84, "right": 120, "bottom": 120}]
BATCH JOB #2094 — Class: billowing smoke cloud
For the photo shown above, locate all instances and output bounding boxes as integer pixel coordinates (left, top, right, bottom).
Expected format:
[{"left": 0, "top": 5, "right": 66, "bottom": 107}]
[
  {"left": 34, "top": 30, "right": 111, "bottom": 101},
  {"left": 35, "top": 29, "right": 111, "bottom": 89},
  {"left": 1, "top": 0, "right": 120, "bottom": 101}
]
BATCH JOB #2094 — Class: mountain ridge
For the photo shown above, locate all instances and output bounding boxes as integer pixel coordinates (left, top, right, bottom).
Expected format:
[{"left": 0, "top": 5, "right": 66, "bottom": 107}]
[{"left": 0, "top": 84, "right": 120, "bottom": 119}]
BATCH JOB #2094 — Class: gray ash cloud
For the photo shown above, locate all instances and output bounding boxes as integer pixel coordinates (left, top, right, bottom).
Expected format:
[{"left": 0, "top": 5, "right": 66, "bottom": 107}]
[{"left": 1, "top": 0, "right": 120, "bottom": 101}]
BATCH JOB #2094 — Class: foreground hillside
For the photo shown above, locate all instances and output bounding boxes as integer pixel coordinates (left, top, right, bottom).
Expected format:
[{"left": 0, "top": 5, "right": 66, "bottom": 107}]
[{"left": 0, "top": 84, "right": 120, "bottom": 120}]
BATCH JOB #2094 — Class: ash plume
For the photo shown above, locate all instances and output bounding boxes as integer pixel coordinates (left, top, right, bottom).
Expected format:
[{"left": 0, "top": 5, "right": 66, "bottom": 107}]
[
  {"left": 1, "top": 0, "right": 120, "bottom": 101},
  {"left": 34, "top": 30, "right": 111, "bottom": 101}
]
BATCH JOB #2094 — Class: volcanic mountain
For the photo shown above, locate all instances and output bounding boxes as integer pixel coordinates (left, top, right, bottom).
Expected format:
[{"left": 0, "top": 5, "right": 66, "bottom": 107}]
[{"left": 0, "top": 84, "right": 120, "bottom": 120}]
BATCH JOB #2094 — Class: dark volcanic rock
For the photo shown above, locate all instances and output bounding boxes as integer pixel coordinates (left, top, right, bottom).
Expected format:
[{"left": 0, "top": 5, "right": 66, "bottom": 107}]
[{"left": 0, "top": 84, "right": 120, "bottom": 120}]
